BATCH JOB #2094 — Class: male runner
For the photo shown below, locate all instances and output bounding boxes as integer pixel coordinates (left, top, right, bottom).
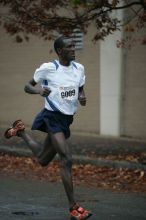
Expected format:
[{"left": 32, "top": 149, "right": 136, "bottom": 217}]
[{"left": 4, "top": 35, "right": 92, "bottom": 220}]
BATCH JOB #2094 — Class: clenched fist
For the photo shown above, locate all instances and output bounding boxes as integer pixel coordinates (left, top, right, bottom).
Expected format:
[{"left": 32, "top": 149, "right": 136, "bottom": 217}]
[
  {"left": 78, "top": 94, "right": 86, "bottom": 106},
  {"left": 39, "top": 87, "right": 51, "bottom": 97}
]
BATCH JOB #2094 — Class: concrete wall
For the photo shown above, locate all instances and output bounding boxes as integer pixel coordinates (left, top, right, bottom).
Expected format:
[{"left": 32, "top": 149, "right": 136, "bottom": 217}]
[
  {"left": 99, "top": 8, "right": 146, "bottom": 139},
  {"left": 99, "top": 10, "right": 124, "bottom": 136},
  {"left": 0, "top": 26, "right": 100, "bottom": 135},
  {"left": 122, "top": 29, "right": 146, "bottom": 138},
  {"left": 118, "top": 4, "right": 146, "bottom": 139}
]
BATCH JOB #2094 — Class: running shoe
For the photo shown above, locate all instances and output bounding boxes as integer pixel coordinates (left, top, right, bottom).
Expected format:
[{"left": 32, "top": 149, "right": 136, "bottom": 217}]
[
  {"left": 70, "top": 203, "right": 92, "bottom": 220},
  {"left": 4, "top": 119, "right": 25, "bottom": 139}
]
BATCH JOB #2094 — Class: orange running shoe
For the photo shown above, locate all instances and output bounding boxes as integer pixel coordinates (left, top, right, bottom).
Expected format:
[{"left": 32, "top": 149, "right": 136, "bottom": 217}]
[
  {"left": 70, "top": 204, "right": 92, "bottom": 220},
  {"left": 4, "top": 120, "right": 25, "bottom": 139}
]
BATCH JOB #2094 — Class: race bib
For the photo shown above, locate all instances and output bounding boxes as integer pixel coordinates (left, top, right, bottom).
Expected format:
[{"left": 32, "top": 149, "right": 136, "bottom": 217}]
[{"left": 59, "top": 86, "right": 78, "bottom": 101}]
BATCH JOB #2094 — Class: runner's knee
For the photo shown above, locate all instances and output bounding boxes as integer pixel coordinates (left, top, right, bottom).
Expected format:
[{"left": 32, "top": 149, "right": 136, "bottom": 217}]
[
  {"left": 61, "top": 155, "right": 72, "bottom": 168},
  {"left": 38, "top": 158, "right": 49, "bottom": 167}
]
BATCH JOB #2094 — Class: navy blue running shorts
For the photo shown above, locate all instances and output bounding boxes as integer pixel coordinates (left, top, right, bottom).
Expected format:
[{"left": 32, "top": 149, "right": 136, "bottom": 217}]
[{"left": 31, "top": 108, "right": 73, "bottom": 139}]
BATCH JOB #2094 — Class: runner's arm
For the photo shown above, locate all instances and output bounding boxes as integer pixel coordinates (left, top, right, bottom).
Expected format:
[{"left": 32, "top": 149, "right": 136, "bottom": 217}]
[
  {"left": 24, "top": 79, "right": 51, "bottom": 97},
  {"left": 78, "top": 86, "right": 86, "bottom": 106}
]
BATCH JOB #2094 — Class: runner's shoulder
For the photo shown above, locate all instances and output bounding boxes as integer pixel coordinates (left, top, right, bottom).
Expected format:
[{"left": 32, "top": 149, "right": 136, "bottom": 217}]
[
  {"left": 38, "top": 62, "right": 57, "bottom": 71},
  {"left": 72, "top": 61, "right": 84, "bottom": 72}
]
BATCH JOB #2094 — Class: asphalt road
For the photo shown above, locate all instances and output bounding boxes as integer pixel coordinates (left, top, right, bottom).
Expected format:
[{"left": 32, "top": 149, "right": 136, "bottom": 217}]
[{"left": 0, "top": 175, "right": 146, "bottom": 220}]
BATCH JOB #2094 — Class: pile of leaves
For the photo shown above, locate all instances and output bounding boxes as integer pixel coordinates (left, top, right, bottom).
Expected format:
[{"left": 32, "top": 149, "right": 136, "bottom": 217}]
[{"left": 0, "top": 153, "right": 146, "bottom": 193}]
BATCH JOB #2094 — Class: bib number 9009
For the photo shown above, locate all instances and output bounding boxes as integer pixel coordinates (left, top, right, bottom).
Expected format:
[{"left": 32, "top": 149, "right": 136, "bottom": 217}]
[{"left": 61, "top": 89, "right": 75, "bottom": 99}]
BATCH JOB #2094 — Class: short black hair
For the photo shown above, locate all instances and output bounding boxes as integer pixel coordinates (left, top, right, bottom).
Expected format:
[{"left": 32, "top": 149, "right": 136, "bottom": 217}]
[{"left": 54, "top": 35, "right": 65, "bottom": 54}]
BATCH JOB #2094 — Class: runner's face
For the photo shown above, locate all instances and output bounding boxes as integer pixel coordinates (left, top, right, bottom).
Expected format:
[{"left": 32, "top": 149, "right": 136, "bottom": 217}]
[{"left": 61, "top": 39, "right": 75, "bottom": 62}]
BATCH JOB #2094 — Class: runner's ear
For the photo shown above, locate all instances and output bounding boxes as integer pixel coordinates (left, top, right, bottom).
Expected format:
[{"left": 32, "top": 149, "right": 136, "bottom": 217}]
[{"left": 57, "top": 48, "right": 62, "bottom": 55}]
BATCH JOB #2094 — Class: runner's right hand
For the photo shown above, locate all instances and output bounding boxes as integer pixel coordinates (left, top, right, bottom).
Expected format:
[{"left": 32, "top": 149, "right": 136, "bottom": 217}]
[{"left": 39, "top": 88, "right": 51, "bottom": 97}]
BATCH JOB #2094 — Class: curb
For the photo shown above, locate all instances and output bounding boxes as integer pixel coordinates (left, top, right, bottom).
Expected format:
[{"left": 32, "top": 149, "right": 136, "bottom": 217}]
[
  {"left": 0, "top": 145, "right": 146, "bottom": 171},
  {"left": 72, "top": 155, "right": 146, "bottom": 171}
]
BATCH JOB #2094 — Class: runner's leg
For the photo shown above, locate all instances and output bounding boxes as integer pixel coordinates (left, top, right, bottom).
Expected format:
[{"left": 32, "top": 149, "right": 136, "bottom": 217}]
[
  {"left": 38, "top": 134, "right": 57, "bottom": 166},
  {"left": 18, "top": 131, "right": 56, "bottom": 166},
  {"left": 50, "top": 132, "right": 75, "bottom": 209}
]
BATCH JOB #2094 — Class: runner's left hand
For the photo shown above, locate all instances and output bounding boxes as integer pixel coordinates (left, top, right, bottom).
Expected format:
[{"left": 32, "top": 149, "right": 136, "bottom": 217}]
[{"left": 78, "top": 95, "right": 86, "bottom": 106}]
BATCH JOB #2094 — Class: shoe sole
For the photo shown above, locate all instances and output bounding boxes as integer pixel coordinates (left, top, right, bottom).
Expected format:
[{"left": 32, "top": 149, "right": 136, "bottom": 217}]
[
  {"left": 4, "top": 127, "right": 13, "bottom": 139},
  {"left": 70, "top": 212, "right": 92, "bottom": 220},
  {"left": 13, "top": 120, "right": 25, "bottom": 129},
  {"left": 4, "top": 120, "right": 25, "bottom": 139}
]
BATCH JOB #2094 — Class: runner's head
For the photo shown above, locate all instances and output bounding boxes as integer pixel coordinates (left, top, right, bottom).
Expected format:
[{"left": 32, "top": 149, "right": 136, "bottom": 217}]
[{"left": 54, "top": 36, "right": 75, "bottom": 64}]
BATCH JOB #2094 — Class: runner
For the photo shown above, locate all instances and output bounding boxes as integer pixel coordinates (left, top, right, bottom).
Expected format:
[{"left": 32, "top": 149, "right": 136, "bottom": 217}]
[{"left": 4, "top": 35, "right": 92, "bottom": 220}]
